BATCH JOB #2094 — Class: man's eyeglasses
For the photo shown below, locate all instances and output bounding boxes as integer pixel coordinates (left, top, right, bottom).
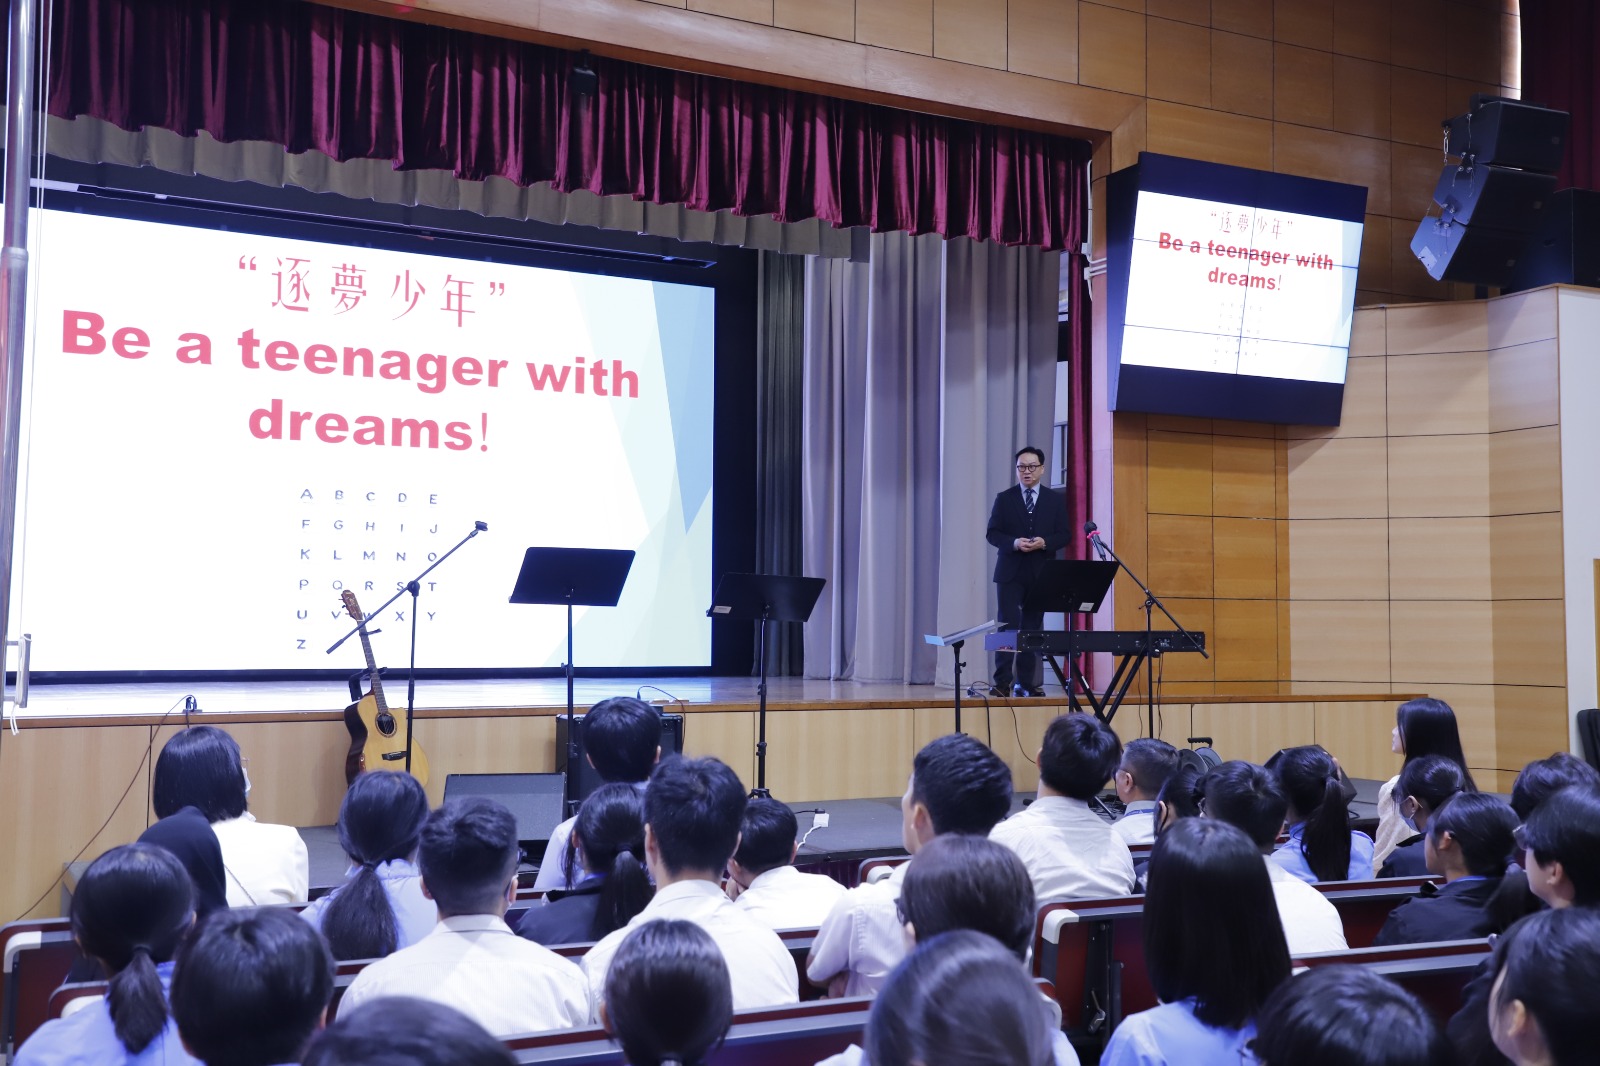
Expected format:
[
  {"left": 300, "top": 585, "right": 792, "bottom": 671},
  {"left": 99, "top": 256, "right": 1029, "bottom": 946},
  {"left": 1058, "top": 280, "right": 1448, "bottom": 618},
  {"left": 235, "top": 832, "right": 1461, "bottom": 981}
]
[{"left": 1016, "top": 462, "right": 1043, "bottom": 472}]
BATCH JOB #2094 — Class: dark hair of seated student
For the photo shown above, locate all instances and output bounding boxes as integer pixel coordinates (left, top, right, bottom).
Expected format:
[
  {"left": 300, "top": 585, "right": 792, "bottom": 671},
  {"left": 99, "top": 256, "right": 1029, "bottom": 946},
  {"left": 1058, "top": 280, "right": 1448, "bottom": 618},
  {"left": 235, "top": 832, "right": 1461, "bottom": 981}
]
[
  {"left": 301, "top": 997, "right": 516, "bottom": 1066},
  {"left": 1194, "top": 761, "right": 1287, "bottom": 850},
  {"left": 644, "top": 756, "right": 748, "bottom": 876},
  {"left": 1038, "top": 712, "right": 1123, "bottom": 800},
  {"left": 171, "top": 907, "right": 334, "bottom": 1066},
  {"left": 319, "top": 769, "right": 431, "bottom": 960},
  {"left": 1515, "top": 784, "right": 1600, "bottom": 908},
  {"left": 1395, "top": 698, "right": 1478, "bottom": 791},
  {"left": 868, "top": 930, "right": 1053, "bottom": 1066},
  {"left": 1372, "top": 793, "right": 1517, "bottom": 947},
  {"left": 1380, "top": 755, "right": 1469, "bottom": 878},
  {"left": 1267, "top": 745, "right": 1364, "bottom": 882},
  {"left": 518, "top": 782, "right": 652, "bottom": 945},
  {"left": 51, "top": 844, "right": 195, "bottom": 1057},
  {"left": 1487, "top": 907, "right": 1600, "bottom": 1066},
  {"left": 910, "top": 733, "right": 1015, "bottom": 836},
  {"left": 1154, "top": 764, "right": 1203, "bottom": 837},
  {"left": 896, "top": 834, "right": 1035, "bottom": 961},
  {"left": 419, "top": 797, "right": 521, "bottom": 916},
  {"left": 584, "top": 696, "right": 664, "bottom": 784},
  {"left": 601, "top": 920, "right": 733, "bottom": 1066},
  {"left": 151, "top": 725, "right": 248, "bottom": 823},
  {"left": 1252, "top": 964, "right": 1451, "bottom": 1066},
  {"left": 1142, "top": 818, "right": 1291, "bottom": 1030},
  {"left": 137, "top": 805, "right": 229, "bottom": 918},
  {"left": 1509, "top": 751, "right": 1600, "bottom": 821},
  {"left": 730, "top": 796, "right": 799, "bottom": 877}
]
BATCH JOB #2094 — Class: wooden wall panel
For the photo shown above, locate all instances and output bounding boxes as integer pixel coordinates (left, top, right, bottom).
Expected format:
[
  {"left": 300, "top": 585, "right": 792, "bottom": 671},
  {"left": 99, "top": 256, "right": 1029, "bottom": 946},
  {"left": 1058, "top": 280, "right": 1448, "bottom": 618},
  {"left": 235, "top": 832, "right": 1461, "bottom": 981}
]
[
  {"left": 1213, "top": 436, "right": 1277, "bottom": 518},
  {"left": 1147, "top": 431, "right": 1214, "bottom": 514},
  {"left": 1288, "top": 356, "right": 1386, "bottom": 440},
  {"left": 689, "top": 0, "right": 773, "bottom": 24},
  {"left": 766, "top": 707, "right": 915, "bottom": 800},
  {"left": 934, "top": 0, "right": 1008, "bottom": 68},
  {"left": 1388, "top": 517, "right": 1491, "bottom": 600},
  {"left": 1148, "top": 513, "right": 1216, "bottom": 598},
  {"left": 1275, "top": 43, "right": 1335, "bottom": 128},
  {"left": 1007, "top": 0, "right": 1079, "bottom": 82},
  {"left": 1192, "top": 701, "right": 1317, "bottom": 759},
  {"left": 1313, "top": 699, "right": 1399, "bottom": 780},
  {"left": 1490, "top": 426, "right": 1563, "bottom": 517},
  {"left": 1488, "top": 340, "right": 1560, "bottom": 433},
  {"left": 1214, "top": 599, "right": 1280, "bottom": 681},
  {"left": 1386, "top": 302, "right": 1490, "bottom": 355},
  {"left": 1491, "top": 513, "right": 1565, "bottom": 602},
  {"left": 1148, "top": 17, "right": 1211, "bottom": 107},
  {"left": 1288, "top": 519, "right": 1390, "bottom": 600},
  {"left": 1145, "top": 101, "right": 1275, "bottom": 171},
  {"left": 1079, "top": 4, "right": 1148, "bottom": 95},
  {"left": 1286, "top": 437, "right": 1389, "bottom": 519},
  {"left": 1385, "top": 351, "right": 1488, "bottom": 436},
  {"left": 1492, "top": 600, "right": 1568, "bottom": 689},
  {"left": 1388, "top": 434, "right": 1490, "bottom": 519},
  {"left": 774, "top": 0, "right": 853, "bottom": 39},
  {"left": 1210, "top": 31, "right": 1273, "bottom": 119},
  {"left": 1390, "top": 600, "right": 1495, "bottom": 687},
  {"left": 856, "top": 0, "right": 934, "bottom": 54},
  {"left": 1289, "top": 600, "right": 1391, "bottom": 683},
  {"left": 1214, "top": 517, "right": 1278, "bottom": 598},
  {"left": 1488, "top": 287, "right": 1559, "bottom": 348}
]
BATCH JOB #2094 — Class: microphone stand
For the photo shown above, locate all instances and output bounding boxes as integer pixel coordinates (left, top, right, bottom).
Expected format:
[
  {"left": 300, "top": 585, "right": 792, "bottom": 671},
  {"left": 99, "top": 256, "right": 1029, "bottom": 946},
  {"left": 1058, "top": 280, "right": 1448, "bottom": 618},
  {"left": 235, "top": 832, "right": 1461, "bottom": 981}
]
[
  {"left": 328, "top": 521, "right": 488, "bottom": 773},
  {"left": 1088, "top": 528, "right": 1207, "bottom": 737}
]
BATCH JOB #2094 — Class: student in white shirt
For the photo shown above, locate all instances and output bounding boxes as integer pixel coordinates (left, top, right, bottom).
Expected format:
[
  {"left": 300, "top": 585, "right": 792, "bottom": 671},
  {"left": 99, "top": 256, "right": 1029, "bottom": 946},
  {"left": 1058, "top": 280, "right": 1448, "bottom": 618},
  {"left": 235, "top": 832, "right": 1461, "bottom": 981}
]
[
  {"left": 807, "top": 733, "right": 1014, "bottom": 998},
  {"left": 601, "top": 920, "right": 734, "bottom": 1066},
  {"left": 171, "top": 907, "right": 334, "bottom": 1066},
  {"left": 534, "top": 696, "right": 662, "bottom": 893},
  {"left": 1196, "top": 761, "right": 1349, "bottom": 955},
  {"left": 151, "top": 725, "right": 310, "bottom": 906},
  {"left": 340, "top": 797, "right": 589, "bottom": 1037},
  {"left": 990, "top": 713, "right": 1137, "bottom": 902},
  {"left": 1252, "top": 961, "right": 1450, "bottom": 1066},
  {"left": 726, "top": 797, "right": 846, "bottom": 929},
  {"left": 581, "top": 756, "right": 798, "bottom": 1021},
  {"left": 301, "top": 769, "right": 435, "bottom": 960},
  {"left": 1112, "top": 738, "right": 1179, "bottom": 846},
  {"left": 303, "top": 997, "right": 518, "bottom": 1066},
  {"left": 1102, "top": 818, "right": 1292, "bottom": 1066}
]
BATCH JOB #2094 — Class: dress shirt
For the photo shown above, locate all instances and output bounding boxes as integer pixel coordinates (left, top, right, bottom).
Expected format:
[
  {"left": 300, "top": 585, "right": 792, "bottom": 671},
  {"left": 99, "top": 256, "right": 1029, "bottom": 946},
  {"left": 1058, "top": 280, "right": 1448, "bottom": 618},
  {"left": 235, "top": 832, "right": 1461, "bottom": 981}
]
[
  {"left": 1269, "top": 824, "right": 1376, "bottom": 883},
  {"left": 990, "top": 796, "right": 1138, "bottom": 902},
  {"left": 1101, "top": 998, "right": 1256, "bottom": 1066},
  {"left": 1264, "top": 859, "right": 1347, "bottom": 955},
  {"left": 300, "top": 858, "right": 437, "bottom": 952},
  {"left": 732, "top": 864, "right": 849, "bottom": 931},
  {"left": 1112, "top": 801, "right": 1159, "bottom": 846},
  {"left": 806, "top": 861, "right": 909, "bottom": 998},
  {"left": 532, "top": 780, "right": 650, "bottom": 892},
  {"left": 583, "top": 879, "right": 798, "bottom": 1022},
  {"left": 15, "top": 961, "right": 201, "bottom": 1066},
  {"left": 1372, "top": 876, "right": 1500, "bottom": 946},
  {"left": 210, "top": 813, "right": 310, "bottom": 906},
  {"left": 340, "top": 914, "right": 588, "bottom": 1038}
]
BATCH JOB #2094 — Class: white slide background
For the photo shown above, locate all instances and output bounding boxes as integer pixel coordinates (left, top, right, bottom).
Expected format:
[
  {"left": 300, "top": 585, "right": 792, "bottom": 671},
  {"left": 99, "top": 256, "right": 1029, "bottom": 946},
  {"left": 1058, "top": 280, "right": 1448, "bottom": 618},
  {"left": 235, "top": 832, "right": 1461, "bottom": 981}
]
[{"left": 10, "top": 208, "right": 716, "bottom": 672}]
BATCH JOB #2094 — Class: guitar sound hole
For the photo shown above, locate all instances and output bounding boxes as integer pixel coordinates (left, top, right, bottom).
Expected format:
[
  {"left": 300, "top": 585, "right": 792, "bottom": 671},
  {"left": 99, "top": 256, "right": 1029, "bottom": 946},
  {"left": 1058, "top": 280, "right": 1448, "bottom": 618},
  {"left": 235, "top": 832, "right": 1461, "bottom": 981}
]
[{"left": 376, "top": 712, "right": 396, "bottom": 737}]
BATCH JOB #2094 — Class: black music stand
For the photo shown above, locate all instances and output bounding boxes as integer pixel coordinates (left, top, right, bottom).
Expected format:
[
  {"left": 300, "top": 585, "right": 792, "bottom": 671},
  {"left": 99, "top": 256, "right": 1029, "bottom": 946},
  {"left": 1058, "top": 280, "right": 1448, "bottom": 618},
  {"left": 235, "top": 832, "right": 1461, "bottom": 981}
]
[
  {"left": 510, "top": 548, "right": 636, "bottom": 719},
  {"left": 708, "top": 573, "right": 825, "bottom": 797},
  {"left": 1022, "top": 560, "right": 1117, "bottom": 708},
  {"left": 924, "top": 619, "right": 1000, "bottom": 735}
]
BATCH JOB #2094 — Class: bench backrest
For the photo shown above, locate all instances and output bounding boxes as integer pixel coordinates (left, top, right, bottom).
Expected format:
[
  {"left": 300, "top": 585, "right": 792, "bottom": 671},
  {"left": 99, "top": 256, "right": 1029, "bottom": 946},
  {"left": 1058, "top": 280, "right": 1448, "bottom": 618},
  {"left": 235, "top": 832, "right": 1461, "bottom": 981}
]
[
  {"left": 856, "top": 856, "right": 907, "bottom": 886},
  {"left": 1, "top": 917, "right": 82, "bottom": 1059},
  {"left": 1293, "top": 938, "right": 1492, "bottom": 1021}
]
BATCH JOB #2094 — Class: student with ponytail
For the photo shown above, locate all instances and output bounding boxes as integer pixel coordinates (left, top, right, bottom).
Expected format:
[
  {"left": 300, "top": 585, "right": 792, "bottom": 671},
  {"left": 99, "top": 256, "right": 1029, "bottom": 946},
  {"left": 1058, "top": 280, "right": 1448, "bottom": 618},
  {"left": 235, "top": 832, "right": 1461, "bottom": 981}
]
[
  {"left": 16, "top": 844, "right": 198, "bottom": 1066},
  {"left": 601, "top": 921, "right": 733, "bottom": 1066},
  {"left": 1378, "top": 755, "right": 1470, "bottom": 878},
  {"left": 1268, "top": 746, "right": 1375, "bottom": 883},
  {"left": 517, "top": 783, "right": 654, "bottom": 945},
  {"left": 301, "top": 770, "right": 434, "bottom": 960}
]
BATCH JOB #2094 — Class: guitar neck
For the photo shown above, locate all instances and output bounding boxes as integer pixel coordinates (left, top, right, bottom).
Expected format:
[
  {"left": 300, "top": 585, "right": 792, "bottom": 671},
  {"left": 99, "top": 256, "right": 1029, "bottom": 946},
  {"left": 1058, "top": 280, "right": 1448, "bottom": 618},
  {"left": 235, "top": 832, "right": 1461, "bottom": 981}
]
[{"left": 356, "top": 626, "right": 388, "bottom": 713}]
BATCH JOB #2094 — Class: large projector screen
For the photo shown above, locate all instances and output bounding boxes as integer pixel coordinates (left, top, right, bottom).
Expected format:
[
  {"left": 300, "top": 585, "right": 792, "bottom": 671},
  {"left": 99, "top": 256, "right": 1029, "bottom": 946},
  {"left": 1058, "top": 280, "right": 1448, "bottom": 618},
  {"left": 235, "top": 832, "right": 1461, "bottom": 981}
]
[{"left": 12, "top": 205, "right": 717, "bottom": 674}]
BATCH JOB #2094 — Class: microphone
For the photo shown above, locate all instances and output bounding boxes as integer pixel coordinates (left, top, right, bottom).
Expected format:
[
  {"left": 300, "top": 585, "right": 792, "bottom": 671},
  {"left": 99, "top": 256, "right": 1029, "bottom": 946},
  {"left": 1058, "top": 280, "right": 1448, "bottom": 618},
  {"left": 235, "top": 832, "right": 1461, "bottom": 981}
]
[
  {"left": 1084, "top": 521, "right": 1111, "bottom": 561},
  {"left": 474, "top": 520, "right": 488, "bottom": 532}
]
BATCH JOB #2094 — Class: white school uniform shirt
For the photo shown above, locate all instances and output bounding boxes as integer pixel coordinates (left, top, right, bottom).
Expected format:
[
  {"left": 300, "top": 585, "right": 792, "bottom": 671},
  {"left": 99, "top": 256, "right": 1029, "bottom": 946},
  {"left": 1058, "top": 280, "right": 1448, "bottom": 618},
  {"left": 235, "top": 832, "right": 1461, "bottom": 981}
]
[
  {"left": 582, "top": 879, "right": 798, "bottom": 1022},
  {"left": 732, "top": 865, "right": 849, "bottom": 931},
  {"left": 990, "top": 795, "right": 1138, "bottom": 901},
  {"left": 209, "top": 813, "right": 310, "bottom": 906},
  {"left": 340, "top": 914, "right": 588, "bottom": 1038},
  {"left": 1112, "top": 801, "right": 1159, "bottom": 846},
  {"left": 1265, "top": 858, "right": 1348, "bottom": 955},
  {"left": 806, "top": 861, "right": 909, "bottom": 998}
]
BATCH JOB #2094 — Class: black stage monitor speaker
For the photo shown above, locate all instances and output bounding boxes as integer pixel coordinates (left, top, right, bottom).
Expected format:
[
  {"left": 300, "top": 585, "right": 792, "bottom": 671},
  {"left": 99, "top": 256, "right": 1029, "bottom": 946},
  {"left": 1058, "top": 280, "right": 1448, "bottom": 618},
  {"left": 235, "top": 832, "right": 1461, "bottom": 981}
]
[
  {"left": 1446, "top": 96, "right": 1569, "bottom": 173},
  {"left": 1410, "top": 214, "right": 1524, "bottom": 286},
  {"left": 1506, "top": 189, "right": 1600, "bottom": 292},
  {"left": 556, "top": 711, "right": 685, "bottom": 815},
  {"left": 442, "top": 772, "right": 566, "bottom": 863},
  {"left": 1432, "top": 163, "right": 1557, "bottom": 229}
]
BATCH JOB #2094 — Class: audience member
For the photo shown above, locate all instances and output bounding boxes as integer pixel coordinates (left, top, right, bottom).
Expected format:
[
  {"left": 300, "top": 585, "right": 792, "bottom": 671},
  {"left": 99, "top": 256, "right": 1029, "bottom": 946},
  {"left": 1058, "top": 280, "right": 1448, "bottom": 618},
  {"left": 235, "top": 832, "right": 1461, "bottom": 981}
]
[
  {"left": 808, "top": 734, "right": 1012, "bottom": 997},
  {"left": 1508, "top": 752, "right": 1600, "bottom": 821},
  {"left": 1154, "top": 764, "right": 1202, "bottom": 836},
  {"left": 137, "top": 806, "right": 228, "bottom": 919},
  {"left": 301, "top": 770, "right": 434, "bottom": 960},
  {"left": 1197, "top": 761, "right": 1347, "bottom": 954},
  {"left": 1378, "top": 755, "right": 1469, "bottom": 878},
  {"left": 1373, "top": 792, "right": 1516, "bottom": 946},
  {"left": 152, "top": 725, "right": 309, "bottom": 906},
  {"left": 725, "top": 797, "right": 846, "bottom": 929},
  {"left": 340, "top": 797, "right": 588, "bottom": 1037},
  {"left": 863, "top": 931, "right": 1057, "bottom": 1066},
  {"left": 1375, "top": 699, "right": 1476, "bottom": 867},
  {"left": 170, "top": 907, "right": 333, "bottom": 1066},
  {"left": 302, "top": 998, "right": 516, "bottom": 1066},
  {"left": 518, "top": 783, "right": 653, "bottom": 946},
  {"left": 601, "top": 921, "right": 733, "bottom": 1066},
  {"left": 16, "top": 844, "right": 198, "bottom": 1066},
  {"left": 1101, "top": 818, "right": 1290, "bottom": 1066},
  {"left": 1267, "top": 745, "right": 1374, "bottom": 883},
  {"left": 1111, "top": 738, "right": 1179, "bottom": 846},
  {"left": 1252, "top": 964, "right": 1451, "bottom": 1066},
  {"left": 990, "top": 713, "right": 1135, "bottom": 901},
  {"left": 1485, "top": 907, "right": 1600, "bottom": 1066},
  {"left": 534, "top": 697, "right": 662, "bottom": 892},
  {"left": 582, "top": 756, "right": 797, "bottom": 1020}
]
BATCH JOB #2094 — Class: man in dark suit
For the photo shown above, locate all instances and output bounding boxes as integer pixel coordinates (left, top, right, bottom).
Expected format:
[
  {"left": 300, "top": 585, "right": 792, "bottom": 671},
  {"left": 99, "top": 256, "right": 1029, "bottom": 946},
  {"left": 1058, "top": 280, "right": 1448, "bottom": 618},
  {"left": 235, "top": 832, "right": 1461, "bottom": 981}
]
[{"left": 986, "top": 446, "right": 1072, "bottom": 696}]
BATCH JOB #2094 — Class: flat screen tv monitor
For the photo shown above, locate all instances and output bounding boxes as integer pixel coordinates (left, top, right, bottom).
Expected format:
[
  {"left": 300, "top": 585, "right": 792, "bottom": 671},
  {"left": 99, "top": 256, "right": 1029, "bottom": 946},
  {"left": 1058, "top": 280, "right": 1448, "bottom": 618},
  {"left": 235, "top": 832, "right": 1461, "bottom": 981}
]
[{"left": 1107, "top": 153, "right": 1367, "bottom": 426}]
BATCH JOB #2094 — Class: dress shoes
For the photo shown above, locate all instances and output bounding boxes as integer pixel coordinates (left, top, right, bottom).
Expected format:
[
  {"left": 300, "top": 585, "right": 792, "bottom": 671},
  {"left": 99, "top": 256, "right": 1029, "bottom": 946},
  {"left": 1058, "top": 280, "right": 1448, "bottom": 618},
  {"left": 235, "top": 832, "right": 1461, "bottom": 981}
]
[{"left": 1012, "top": 684, "right": 1046, "bottom": 698}]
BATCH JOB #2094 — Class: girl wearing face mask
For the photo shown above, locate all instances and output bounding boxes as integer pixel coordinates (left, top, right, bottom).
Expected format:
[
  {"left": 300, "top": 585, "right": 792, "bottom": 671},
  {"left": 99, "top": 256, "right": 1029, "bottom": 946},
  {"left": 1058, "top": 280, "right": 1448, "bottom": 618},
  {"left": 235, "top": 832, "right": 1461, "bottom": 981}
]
[{"left": 1379, "top": 755, "right": 1469, "bottom": 877}]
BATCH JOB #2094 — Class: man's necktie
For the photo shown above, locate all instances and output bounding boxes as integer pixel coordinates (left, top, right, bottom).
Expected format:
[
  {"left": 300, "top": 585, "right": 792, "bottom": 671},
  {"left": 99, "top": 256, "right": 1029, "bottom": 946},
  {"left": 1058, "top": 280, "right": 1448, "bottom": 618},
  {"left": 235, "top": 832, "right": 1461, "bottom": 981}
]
[{"left": 1025, "top": 489, "right": 1036, "bottom": 513}]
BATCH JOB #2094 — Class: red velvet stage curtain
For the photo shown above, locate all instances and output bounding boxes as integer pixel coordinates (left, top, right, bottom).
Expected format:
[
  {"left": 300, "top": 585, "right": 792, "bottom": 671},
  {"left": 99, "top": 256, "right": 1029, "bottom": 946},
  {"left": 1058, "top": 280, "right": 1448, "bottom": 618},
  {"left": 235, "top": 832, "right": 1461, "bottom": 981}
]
[
  {"left": 1522, "top": 0, "right": 1600, "bottom": 191},
  {"left": 46, "top": 0, "right": 1091, "bottom": 250}
]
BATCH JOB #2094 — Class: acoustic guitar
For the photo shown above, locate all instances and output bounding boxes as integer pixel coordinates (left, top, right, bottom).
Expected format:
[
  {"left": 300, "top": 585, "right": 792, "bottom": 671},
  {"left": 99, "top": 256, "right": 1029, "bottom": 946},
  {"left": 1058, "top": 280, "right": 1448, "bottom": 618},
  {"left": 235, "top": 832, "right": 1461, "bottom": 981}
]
[{"left": 340, "top": 590, "right": 430, "bottom": 786}]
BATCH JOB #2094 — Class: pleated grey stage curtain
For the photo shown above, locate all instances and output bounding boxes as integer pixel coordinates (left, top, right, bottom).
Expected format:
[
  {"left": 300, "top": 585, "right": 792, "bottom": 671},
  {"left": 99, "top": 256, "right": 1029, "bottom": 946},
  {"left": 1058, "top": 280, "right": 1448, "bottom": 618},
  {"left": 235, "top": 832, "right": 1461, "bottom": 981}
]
[
  {"left": 803, "top": 233, "right": 1061, "bottom": 684},
  {"left": 755, "top": 252, "right": 807, "bottom": 676}
]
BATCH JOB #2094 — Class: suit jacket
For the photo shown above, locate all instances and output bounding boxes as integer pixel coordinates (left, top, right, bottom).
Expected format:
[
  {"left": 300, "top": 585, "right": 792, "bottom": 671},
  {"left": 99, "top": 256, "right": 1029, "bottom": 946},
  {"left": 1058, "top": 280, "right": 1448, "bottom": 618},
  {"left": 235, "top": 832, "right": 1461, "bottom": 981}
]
[
  {"left": 987, "top": 484, "right": 1072, "bottom": 584},
  {"left": 1371, "top": 875, "right": 1502, "bottom": 947}
]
